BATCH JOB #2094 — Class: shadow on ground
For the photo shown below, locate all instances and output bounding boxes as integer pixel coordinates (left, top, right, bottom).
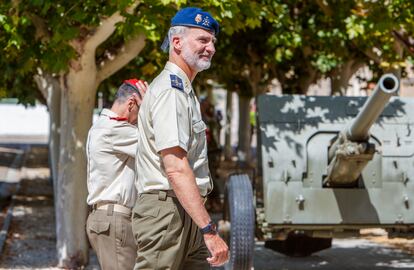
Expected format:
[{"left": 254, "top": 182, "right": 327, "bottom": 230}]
[{"left": 1, "top": 147, "right": 413, "bottom": 270}]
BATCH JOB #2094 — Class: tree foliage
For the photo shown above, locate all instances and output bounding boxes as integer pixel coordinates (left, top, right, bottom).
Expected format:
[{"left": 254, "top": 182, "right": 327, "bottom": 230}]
[
  {"left": 204, "top": 0, "right": 414, "bottom": 95},
  {"left": 0, "top": 0, "right": 269, "bottom": 104},
  {"left": 3, "top": 0, "right": 414, "bottom": 101}
]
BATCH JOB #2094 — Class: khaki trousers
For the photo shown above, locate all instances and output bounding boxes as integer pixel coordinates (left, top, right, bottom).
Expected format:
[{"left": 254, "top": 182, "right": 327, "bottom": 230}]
[
  {"left": 132, "top": 192, "right": 209, "bottom": 270},
  {"left": 86, "top": 207, "right": 137, "bottom": 270}
]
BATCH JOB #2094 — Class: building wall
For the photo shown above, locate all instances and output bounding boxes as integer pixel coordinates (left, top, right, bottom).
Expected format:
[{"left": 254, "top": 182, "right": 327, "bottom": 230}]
[{"left": 0, "top": 102, "right": 49, "bottom": 144}]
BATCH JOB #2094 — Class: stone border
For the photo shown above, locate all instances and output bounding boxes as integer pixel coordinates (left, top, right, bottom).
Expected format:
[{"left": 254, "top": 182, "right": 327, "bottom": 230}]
[{"left": 0, "top": 200, "right": 15, "bottom": 255}]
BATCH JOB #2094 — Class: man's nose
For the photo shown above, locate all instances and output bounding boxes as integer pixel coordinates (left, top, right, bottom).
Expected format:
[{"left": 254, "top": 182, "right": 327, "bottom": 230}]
[{"left": 206, "top": 42, "right": 216, "bottom": 55}]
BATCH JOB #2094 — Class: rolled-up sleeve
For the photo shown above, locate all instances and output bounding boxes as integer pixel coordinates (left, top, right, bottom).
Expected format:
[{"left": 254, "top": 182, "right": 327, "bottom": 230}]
[{"left": 152, "top": 89, "right": 190, "bottom": 152}]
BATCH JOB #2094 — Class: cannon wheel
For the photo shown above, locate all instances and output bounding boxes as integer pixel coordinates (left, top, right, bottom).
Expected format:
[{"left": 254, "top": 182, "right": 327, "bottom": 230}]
[{"left": 223, "top": 174, "right": 255, "bottom": 270}]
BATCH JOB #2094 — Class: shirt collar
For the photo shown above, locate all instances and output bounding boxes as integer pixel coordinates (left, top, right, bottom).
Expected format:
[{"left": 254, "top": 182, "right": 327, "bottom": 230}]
[
  {"left": 100, "top": 108, "right": 118, "bottom": 118},
  {"left": 165, "top": 61, "right": 192, "bottom": 94}
]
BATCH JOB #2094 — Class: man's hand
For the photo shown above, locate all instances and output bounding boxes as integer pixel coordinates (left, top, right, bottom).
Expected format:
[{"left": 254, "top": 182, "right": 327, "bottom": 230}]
[
  {"left": 204, "top": 233, "right": 229, "bottom": 267},
  {"left": 133, "top": 80, "right": 148, "bottom": 106}
]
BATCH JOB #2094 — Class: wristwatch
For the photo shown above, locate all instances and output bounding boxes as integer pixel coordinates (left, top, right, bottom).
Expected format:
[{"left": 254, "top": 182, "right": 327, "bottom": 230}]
[{"left": 200, "top": 221, "right": 218, "bottom": 235}]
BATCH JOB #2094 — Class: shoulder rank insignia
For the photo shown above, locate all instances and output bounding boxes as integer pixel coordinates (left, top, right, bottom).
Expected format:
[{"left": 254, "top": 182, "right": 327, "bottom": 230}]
[{"left": 170, "top": 74, "right": 184, "bottom": 91}]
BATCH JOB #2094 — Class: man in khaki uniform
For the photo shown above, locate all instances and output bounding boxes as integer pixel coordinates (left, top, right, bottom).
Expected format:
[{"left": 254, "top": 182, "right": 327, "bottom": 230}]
[
  {"left": 132, "top": 7, "right": 228, "bottom": 270},
  {"left": 86, "top": 79, "right": 147, "bottom": 270}
]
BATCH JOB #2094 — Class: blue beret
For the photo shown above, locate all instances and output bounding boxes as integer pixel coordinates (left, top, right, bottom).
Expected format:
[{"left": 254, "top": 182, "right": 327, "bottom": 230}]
[{"left": 171, "top": 7, "right": 219, "bottom": 35}]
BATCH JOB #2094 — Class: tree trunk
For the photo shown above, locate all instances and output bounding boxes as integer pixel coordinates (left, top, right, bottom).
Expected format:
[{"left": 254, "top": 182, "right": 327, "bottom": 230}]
[
  {"left": 298, "top": 68, "right": 318, "bottom": 94},
  {"left": 56, "top": 71, "right": 96, "bottom": 268},
  {"left": 224, "top": 90, "right": 233, "bottom": 161},
  {"left": 390, "top": 40, "right": 404, "bottom": 81},
  {"left": 49, "top": 86, "right": 61, "bottom": 194},
  {"left": 330, "top": 60, "right": 364, "bottom": 95},
  {"left": 237, "top": 95, "right": 251, "bottom": 163},
  {"left": 34, "top": 74, "right": 61, "bottom": 194}
]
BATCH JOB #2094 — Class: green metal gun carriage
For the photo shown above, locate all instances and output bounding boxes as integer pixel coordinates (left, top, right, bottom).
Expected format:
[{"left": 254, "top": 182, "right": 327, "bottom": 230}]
[{"left": 223, "top": 74, "right": 414, "bottom": 269}]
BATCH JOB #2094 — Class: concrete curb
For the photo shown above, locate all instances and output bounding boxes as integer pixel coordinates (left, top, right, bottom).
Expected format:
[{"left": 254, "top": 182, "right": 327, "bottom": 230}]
[{"left": 0, "top": 200, "right": 15, "bottom": 255}]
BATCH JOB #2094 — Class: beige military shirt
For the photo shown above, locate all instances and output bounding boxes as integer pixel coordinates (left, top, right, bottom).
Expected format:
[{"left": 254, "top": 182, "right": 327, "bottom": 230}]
[
  {"left": 86, "top": 108, "right": 138, "bottom": 208},
  {"left": 136, "top": 61, "right": 211, "bottom": 196}
]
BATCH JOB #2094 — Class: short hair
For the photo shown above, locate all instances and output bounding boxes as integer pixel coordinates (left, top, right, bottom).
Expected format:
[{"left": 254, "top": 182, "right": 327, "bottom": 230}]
[
  {"left": 114, "top": 83, "right": 139, "bottom": 103},
  {"left": 168, "top": 26, "right": 189, "bottom": 54}
]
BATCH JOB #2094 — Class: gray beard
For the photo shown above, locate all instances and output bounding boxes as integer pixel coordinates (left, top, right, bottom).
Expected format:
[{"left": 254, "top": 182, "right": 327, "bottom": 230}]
[{"left": 181, "top": 45, "right": 211, "bottom": 72}]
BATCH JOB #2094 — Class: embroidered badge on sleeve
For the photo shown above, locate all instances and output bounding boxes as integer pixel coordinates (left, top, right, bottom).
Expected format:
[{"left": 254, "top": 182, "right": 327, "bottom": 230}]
[{"left": 170, "top": 75, "right": 184, "bottom": 91}]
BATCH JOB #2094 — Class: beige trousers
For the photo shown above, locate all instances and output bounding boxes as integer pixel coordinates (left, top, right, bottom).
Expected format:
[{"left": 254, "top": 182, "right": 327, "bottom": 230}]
[
  {"left": 86, "top": 207, "right": 137, "bottom": 270},
  {"left": 132, "top": 192, "right": 210, "bottom": 270}
]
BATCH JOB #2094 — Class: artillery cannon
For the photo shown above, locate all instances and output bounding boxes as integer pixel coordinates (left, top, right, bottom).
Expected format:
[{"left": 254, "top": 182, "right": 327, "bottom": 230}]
[
  {"left": 325, "top": 74, "right": 399, "bottom": 186},
  {"left": 223, "top": 74, "right": 414, "bottom": 269}
]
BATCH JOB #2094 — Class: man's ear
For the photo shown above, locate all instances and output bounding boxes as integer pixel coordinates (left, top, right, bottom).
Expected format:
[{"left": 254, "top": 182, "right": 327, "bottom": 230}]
[
  {"left": 172, "top": 36, "right": 182, "bottom": 50},
  {"left": 127, "top": 97, "right": 135, "bottom": 112}
]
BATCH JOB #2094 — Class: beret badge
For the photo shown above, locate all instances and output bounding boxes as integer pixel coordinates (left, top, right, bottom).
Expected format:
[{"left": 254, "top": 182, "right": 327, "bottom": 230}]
[
  {"left": 195, "top": 14, "right": 202, "bottom": 24},
  {"left": 202, "top": 16, "right": 210, "bottom": 26}
]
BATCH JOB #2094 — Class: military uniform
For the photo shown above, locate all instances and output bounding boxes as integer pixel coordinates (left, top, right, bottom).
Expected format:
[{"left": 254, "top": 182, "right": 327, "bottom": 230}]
[
  {"left": 133, "top": 61, "right": 212, "bottom": 270},
  {"left": 86, "top": 108, "right": 138, "bottom": 270}
]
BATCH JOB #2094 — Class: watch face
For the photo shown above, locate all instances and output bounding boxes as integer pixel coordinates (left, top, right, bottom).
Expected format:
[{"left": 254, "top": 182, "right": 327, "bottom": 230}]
[
  {"left": 211, "top": 222, "right": 217, "bottom": 232},
  {"left": 208, "top": 221, "right": 218, "bottom": 234},
  {"left": 201, "top": 221, "right": 218, "bottom": 234}
]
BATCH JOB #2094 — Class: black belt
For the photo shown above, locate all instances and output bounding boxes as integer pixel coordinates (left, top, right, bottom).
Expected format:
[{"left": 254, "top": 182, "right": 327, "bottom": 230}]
[
  {"left": 146, "top": 190, "right": 176, "bottom": 200},
  {"left": 144, "top": 190, "right": 207, "bottom": 202}
]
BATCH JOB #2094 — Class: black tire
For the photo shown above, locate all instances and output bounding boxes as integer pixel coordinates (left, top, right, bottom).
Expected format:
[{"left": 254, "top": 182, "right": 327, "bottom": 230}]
[{"left": 224, "top": 174, "right": 255, "bottom": 270}]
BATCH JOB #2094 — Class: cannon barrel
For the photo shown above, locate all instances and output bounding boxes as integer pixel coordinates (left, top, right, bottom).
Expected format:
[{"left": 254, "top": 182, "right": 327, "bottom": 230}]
[
  {"left": 325, "top": 73, "right": 399, "bottom": 186},
  {"left": 328, "top": 73, "right": 399, "bottom": 161},
  {"left": 346, "top": 73, "right": 399, "bottom": 141}
]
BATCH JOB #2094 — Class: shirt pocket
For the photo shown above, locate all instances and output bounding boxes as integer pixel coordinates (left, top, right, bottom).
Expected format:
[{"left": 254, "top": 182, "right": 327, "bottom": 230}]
[
  {"left": 192, "top": 120, "right": 207, "bottom": 134},
  {"left": 190, "top": 120, "right": 207, "bottom": 160}
]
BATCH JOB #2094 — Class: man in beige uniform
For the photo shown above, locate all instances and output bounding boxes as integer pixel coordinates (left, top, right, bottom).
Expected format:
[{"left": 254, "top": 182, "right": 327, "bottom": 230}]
[
  {"left": 132, "top": 7, "right": 228, "bottom": 270},
  {"left": 86, "top": 79, "right": 147, "bottom": 270}
]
